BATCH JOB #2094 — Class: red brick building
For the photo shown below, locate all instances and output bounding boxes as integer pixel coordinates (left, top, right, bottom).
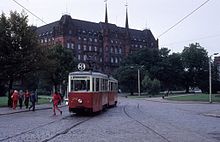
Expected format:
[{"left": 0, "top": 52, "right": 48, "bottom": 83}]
[{"left": 36, "top": 4, "right": 158, "bottom": 74}]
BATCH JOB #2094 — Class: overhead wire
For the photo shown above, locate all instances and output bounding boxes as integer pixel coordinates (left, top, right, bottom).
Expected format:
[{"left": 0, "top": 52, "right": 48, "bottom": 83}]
[
  {"left": 11, "top": 0, "right": 47, "bottom": 24},
  {"left": 160, "top": 33, "right": 220, "bottom": 47},
  {"left": 157, "top": 0, "right": 211, "bottom": 38}
]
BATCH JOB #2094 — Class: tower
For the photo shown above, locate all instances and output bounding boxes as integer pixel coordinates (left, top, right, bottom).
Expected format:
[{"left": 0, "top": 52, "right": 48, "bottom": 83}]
[
  {"left": 105, "top": 0, "right": 108, "bottom": 23},
  {"left": 125, "top": 1, "right": 129, "bottom": 29},
  {"left": 124, "top": 1, "right": 130, "bottom": 56}
]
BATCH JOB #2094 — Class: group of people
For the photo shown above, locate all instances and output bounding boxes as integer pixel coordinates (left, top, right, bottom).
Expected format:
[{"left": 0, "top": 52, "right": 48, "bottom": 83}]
[
  {"left": 10, "top": 90, "right": 63, "bottom": 115},
  {"left": 11, "top": 90, "right": 36, "bottom": 111}
]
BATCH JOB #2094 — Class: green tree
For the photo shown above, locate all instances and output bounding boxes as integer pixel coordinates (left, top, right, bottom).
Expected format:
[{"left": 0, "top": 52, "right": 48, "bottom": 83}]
[
  {"left": 142, "top": 73, "right": 160, "bottom": 95},
  {"left": 114, "top": 66, "right": 137, "bottom": 95},
  {"left": 156, "top": 48, "right": 183, "bottom": 92},
  {"left": 45, "top": 44, "right": 77, "bottom": 92},
  {"left": 181, "top": 43, "right": 209, "bottom": 93},
  {"left": 0, "top": 11, "right": 42, "bottom": 106}
]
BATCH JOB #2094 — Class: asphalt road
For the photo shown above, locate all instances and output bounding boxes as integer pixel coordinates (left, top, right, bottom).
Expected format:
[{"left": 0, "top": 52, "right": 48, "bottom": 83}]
[{"left": 0, "top": 97, "right": 220, "bottom": 142}]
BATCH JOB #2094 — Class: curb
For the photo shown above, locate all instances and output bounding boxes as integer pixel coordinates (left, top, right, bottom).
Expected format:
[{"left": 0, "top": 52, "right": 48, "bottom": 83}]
[{"left": 0, "top": 105, "right": 67, "bottom": 116}]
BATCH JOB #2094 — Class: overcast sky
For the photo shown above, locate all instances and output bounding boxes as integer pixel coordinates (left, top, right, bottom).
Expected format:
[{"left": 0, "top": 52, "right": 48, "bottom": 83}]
[{"left": 1, "top": 0, "right": 219, "bottom": 55}]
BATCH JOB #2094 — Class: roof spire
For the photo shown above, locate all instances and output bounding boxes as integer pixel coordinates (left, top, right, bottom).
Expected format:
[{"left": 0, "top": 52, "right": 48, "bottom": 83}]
[
  {"left": 125, "top": 0, "right": 129, "bottom": 29},
  {"left": 104, "top": 0, "right": 108, "bottom": 23}
]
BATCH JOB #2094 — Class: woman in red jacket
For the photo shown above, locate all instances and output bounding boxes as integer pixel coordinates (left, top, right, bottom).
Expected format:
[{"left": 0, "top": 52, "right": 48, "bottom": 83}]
[
  {"left": 52, "top": 92, "right": 62, "bottom": 115},
  {"left": 11, "top": 90, "right": 19, "bottom": 110}
]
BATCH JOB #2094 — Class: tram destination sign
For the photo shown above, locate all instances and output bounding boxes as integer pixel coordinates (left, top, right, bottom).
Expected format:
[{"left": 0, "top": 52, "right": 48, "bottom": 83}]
[{"left": 77, "top": 63, "right": 86, "bottom": 71}]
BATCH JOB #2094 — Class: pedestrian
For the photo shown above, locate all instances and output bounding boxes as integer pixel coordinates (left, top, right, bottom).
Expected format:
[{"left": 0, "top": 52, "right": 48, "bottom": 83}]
[
  {"left": 24, "top": 90, "right": 30, "bottom": 109},
  {"left": 29, "top": 91, "right": 36, "bottom": 111},
  {"left": 52, "top": 91, "right": 62, "bottom": 115},
  {"left": 11, "top": 90, "right": 19, "bottom": 110},
  {"left": 18, "top": 90, "right": 24, "bottom": 109}
]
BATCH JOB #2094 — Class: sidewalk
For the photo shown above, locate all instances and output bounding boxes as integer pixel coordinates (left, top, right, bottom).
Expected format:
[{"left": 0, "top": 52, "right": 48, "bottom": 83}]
[
  {"left": 0, "top": 103, "right": 67, "bottom": 116},
  {"left": 144, "top": 96, "right": 220, "bottom": 118}
]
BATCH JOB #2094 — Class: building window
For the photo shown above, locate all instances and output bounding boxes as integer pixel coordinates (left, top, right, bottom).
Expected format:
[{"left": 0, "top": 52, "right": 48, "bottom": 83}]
[
  {"left": 94, "top": 38, "right": 97, "bottom": 42},
  {"left": 89, "top": 46, "right": 92, "bottom": 51},
  {"left": 119, "top": 48, "right": 122, "bottom": 54},
  {"left": 94, "top": 46, "right": 97, "bottom": 52},
  {"left": 71, "top": 43, "right": 74, "bottom": 49},
  {"left": 83, "top": 55, "right": 87, "bottom": 61},
  {"left": 115, "top": 48, "right": 118, "bottom": 54},
  {"left": 100, "top": 58, "right": 103, "bottom": 62},
  {"left": 78, "top": 44, "right": 81, "bottom": 50},
  {"left": 111, "top": 57, "right": 114, "bottom": 63},
  {"left": 78, "top": 37, "right": 81, "bottom": 40},
  {"left": 83, "top": 45, "right": 87, "bottom": 51},
  {"left": 111, "top": 47, "right": 113, "bottom": 53},
  {"left": 115, "top": 57, "right": 118, "bottom": 63},
  {"left": 83, "top": 38, "right": 87, "bottom": 41},
  {"left": 78, "top": 55, "right": 81, "bottom": 60},
  {"left": 41, "top": 39, "right": 44, "bottom": 43},
  {"left": 89, "top": 38, "right": 92, "bottom": 42},
  {"left": 140, "top": 45, "right": 143, "bottom": 48},
  {"left": 67, "top": 43, "right": 70, "bottom": 48},
  {"left": 44, "top": 38, "right": 47, "bottom": 43}
]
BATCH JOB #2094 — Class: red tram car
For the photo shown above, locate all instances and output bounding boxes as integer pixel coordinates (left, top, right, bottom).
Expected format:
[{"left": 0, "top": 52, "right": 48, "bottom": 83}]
[{"left": 68, "top": 71, "right": 118, "bottom": 113}]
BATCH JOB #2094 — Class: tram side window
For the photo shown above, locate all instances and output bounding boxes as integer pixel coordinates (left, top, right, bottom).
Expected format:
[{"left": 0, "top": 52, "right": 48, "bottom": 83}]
[
  {"left": 96, "top": 78, "right": 99, "bottom": 91},
  {"left": 93, "top": 78, "right": 95, "bottom": 92},
  {"left": 71, "top": 80, "right": 74, "bottom": 91},
  {"left": 73, "top": 80, "right": 90, "bottom": 91}
]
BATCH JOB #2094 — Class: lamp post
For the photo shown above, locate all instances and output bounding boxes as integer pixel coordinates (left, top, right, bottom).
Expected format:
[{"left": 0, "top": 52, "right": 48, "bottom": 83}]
[
  {"left": 138, "top": 68, "right": 140, "bottom": 96},
  {"left": 209, "top": 53, "right": 219, "bottom": 103},
  {"left": 130, "top": 65, "right": 144, "bottom": 96}
]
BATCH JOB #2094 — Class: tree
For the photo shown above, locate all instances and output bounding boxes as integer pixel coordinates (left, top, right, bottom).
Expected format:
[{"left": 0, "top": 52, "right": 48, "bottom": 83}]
[
  {"left": 156, "top": 48, "right": 183, "bottom": 92},
  {"left": 45, "top": 44, "right": 77, "bottom": 92},
  {"left": 142, "top": 73, "right": 160, "bottom": 95},
  {"left": 114, "top": 66, "right": 137, "bottom": 95},
  {"left": 0, "top": 11, "right": 42, "bottom": 106},
  {"left": 181, "top": 43, "right": 209, "bottom": 93}
]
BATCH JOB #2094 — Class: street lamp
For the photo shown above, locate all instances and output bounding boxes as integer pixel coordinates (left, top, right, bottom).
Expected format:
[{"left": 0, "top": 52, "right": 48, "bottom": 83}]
[
  {"left": 209, "top": 53, "right": 219, "bottom": 103},
  {"left": 130, "top": 65, "right": 144, "bottom": 96}
]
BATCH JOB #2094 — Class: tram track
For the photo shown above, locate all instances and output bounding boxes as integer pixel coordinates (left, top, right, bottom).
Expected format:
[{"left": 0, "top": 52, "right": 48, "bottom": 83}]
[
  {"left": 122, "top": 103, "right": 171, "bottom": 142},
  {"left": 133, "top": 101, "right": 217, "bottom": 142},
  {"left": 41, "top": 117, "right": 92, "bottom": 142},
  {"left": 0, "top": 114, "right": 92, "bottom": 142}
]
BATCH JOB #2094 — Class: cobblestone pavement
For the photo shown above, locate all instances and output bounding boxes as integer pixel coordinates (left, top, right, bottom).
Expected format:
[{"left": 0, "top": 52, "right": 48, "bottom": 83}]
[{"left": 0, "top": 97, "right": 220, "bottom": 142}]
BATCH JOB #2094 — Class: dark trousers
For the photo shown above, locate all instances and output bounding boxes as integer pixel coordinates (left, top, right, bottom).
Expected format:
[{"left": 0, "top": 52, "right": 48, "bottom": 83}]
[
  {"left": 29, "top": 101, "right": 35, "bottom": 111},
  {"left": 24, "top": 98, "right": 29, "bottom": 108},
  {"left": 19, "top": 98, "right": 23, "bottom": 109}
]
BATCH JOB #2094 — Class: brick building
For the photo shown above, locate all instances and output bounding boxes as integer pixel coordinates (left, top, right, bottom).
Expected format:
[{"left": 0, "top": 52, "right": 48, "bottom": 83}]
[{"left": 36, "top": 4, "right": 158, "bottom": 74}]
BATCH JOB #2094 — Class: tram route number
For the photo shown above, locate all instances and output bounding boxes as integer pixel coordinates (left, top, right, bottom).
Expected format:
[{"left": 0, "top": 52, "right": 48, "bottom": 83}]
[{"left": 78, "top": 63, "right": 86, "bottom": 71}]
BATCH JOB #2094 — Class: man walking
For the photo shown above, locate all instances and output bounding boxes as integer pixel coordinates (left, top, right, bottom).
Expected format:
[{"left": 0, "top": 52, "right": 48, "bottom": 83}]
[{"left": 29, "top": 91, "right": 36, "bottom": 111}]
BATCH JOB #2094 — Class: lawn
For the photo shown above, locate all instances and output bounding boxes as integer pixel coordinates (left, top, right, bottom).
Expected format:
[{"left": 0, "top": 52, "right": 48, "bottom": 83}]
[
  {"left": 166, "top": 94, "right": 220, "bottom": 102},
  {"left": 0, "top": 95, "right": 52, "bottom": 107}
]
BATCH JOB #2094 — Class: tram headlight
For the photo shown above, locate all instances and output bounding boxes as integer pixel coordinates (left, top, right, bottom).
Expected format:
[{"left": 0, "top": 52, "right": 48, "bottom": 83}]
[{"left": 77, "top": 98, "right": 83, "bottom": 104}]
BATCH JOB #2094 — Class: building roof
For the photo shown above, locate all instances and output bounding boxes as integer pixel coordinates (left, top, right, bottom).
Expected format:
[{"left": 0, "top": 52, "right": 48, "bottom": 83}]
[{"left": 36, "top": 15, "right": 156, "bottom": 42}]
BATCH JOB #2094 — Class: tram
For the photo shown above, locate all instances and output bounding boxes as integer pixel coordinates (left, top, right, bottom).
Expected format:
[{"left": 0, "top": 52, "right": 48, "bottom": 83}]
[{"left": 68, "top": 71, "right": 118, "bottom": 113}]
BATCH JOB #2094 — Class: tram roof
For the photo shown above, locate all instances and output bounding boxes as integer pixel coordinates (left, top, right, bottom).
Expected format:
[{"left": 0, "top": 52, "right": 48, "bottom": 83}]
[{"left": 69, "top": 71, "right": 108, "bottom": 78}]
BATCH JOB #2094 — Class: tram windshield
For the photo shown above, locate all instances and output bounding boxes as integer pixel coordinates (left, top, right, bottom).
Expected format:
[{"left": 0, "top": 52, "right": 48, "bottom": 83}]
[{"left": 70, "top": 79, "right": 90, "bottom": 92}]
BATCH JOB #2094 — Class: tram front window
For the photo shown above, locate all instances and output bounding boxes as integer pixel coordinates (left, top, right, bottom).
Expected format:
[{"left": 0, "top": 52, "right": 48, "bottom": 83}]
[{"left": 72, "top": 80, "right": 90, "bottom": 91}]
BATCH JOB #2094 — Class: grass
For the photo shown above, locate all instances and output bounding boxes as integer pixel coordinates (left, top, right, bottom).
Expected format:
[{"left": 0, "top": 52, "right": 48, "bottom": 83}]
[
  {"left": 0, "top": 96, "right": 8, "bottom": 107},
  {"left": 0, "top": 95, "right": 52, "bottom": 107},
  {"left": 166, "top": 94, "right": 220, "bottom": 102}
]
